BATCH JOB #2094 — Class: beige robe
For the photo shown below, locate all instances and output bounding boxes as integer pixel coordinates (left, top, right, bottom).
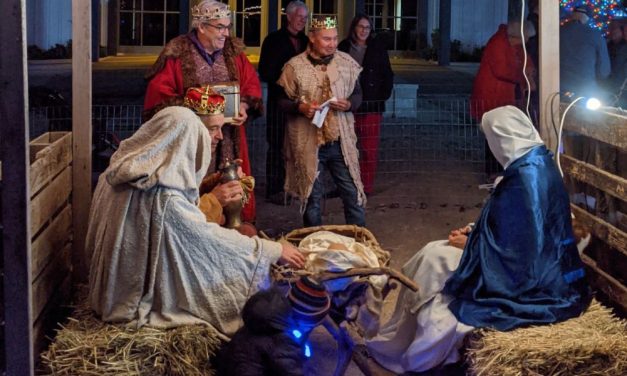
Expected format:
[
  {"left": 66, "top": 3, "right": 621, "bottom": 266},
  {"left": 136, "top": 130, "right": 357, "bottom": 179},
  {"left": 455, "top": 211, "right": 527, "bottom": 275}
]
[{"left": 277, "top": 51, "right": 366, "bottom": 206}]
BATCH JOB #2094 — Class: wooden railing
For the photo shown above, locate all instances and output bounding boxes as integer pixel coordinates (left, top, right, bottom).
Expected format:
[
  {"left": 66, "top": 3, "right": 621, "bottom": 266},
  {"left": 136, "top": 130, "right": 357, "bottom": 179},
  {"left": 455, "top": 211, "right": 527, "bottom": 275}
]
[{"left": 561, "top": 105, "right": 627, "bottom": 312}]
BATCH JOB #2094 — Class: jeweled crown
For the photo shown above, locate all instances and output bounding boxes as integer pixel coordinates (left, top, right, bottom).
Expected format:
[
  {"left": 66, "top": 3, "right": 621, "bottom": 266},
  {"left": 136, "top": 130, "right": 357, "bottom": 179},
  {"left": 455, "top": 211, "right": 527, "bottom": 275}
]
[
  {"left": 184, "top": 86, "right": 226, "bottom": 116},
  {"left": 191, "top": 4, "right": 231, "bottom": 22},
  {"left": 310, "top": 15, "right": 337, "bottom": 31}
]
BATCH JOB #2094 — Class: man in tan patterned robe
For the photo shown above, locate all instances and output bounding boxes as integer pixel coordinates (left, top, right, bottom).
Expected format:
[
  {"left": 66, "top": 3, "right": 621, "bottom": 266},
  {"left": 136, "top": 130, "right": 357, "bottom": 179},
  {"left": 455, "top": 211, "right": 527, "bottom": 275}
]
[{"left": 277, "top": 15, "right": 366, "bottom": 227}]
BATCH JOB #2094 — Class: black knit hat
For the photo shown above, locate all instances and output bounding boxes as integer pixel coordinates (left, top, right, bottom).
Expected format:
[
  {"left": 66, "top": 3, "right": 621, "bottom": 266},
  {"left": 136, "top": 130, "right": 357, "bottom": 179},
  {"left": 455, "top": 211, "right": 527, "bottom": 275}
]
[{"left": 287, "top": 276, "right": 331, "bottom": 326}]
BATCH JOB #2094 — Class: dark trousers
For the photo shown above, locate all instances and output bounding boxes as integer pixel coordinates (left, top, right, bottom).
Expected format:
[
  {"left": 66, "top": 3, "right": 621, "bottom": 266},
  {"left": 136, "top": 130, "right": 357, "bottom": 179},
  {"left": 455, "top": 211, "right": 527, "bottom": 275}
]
[{"left": 303, "top": 142, "right": 366, "bottom": 227}]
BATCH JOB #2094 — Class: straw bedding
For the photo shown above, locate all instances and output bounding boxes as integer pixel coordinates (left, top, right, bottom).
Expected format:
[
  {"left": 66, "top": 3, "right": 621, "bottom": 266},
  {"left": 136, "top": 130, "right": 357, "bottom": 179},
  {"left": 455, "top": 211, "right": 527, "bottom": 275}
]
[
  {"left": 40, "top": 299, "right": 223, "bottom": 375},
  {"left": 465, "top": 299, "right": 627, "bottom": 376}
]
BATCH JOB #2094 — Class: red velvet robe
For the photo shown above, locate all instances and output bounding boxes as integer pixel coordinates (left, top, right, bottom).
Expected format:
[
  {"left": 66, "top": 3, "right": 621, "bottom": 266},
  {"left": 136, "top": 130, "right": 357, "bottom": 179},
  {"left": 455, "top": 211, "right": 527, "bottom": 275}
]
[{"left": 144, "top": 36, "right": 262, "bottom": 222}]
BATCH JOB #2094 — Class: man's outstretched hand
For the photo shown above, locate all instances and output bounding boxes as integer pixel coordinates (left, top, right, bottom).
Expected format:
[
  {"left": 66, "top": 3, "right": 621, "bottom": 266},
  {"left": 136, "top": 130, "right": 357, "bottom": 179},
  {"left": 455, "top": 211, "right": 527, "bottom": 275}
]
[{"left": 278, "top": 241, "right": 306, "bottom": 269}]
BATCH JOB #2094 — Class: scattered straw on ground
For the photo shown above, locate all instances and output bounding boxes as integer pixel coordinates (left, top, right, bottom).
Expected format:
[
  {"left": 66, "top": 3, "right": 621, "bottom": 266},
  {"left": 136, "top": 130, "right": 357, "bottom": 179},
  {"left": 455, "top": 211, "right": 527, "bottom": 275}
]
[
  {"left": 40, "top": 301, "right": 223, "bottom": 376},
  {"left": 466, "top": 299, "right": 627, "bottom": 376}
]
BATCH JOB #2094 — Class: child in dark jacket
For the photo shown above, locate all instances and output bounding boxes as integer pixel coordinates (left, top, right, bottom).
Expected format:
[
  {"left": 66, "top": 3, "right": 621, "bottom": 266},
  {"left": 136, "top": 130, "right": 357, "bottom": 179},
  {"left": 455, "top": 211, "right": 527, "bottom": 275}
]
[{"left": 217, "top": 277, "right": 331, "bottom": 376}]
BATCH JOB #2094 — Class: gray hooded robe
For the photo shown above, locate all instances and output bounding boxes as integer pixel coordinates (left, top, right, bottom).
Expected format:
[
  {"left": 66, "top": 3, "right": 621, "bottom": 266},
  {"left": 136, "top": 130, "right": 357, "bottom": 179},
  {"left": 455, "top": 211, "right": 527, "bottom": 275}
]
[{"left": 86, "top": 106, "right": 282, "bottom": 336}]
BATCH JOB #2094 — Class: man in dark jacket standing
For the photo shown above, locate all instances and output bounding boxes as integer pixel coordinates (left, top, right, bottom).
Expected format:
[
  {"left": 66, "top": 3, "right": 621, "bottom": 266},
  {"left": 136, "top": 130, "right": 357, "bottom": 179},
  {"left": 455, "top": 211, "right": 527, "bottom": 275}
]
[
  {"left": 258, "top": 1, "right": 309, "bottom": 203},
  {"left": 560, "top": 5, "right": 611, "bottom": 98}
]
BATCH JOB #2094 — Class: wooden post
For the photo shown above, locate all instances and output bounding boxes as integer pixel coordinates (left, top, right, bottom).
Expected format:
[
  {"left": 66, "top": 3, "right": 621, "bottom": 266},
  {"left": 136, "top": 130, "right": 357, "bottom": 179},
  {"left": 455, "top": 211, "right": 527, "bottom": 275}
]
[
  {"left": 0, "top": 0, "right": 34, "bottom": 374},
  {"left": 72, "top": 0, "right": 92, "bottom": 282},
  {"left": 539, "top": 0, "right": 560, "bottom": 152},
  {"left": 438, "top": 0, "right": 451, "bottom": 66}
]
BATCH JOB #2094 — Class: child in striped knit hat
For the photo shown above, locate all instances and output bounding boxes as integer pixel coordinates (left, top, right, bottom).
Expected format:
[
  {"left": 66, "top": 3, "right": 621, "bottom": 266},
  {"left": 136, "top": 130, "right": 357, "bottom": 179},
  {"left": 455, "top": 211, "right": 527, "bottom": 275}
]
[{"left": 217, "top": 277, "right": 330, "bottom": 375}]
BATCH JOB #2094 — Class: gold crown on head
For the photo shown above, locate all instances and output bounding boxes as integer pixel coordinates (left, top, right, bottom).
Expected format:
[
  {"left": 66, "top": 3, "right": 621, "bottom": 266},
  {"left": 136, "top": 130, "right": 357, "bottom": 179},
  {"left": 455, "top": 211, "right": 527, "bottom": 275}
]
[
  {"left": 184, "top": 86, "right": 226, "bottom": 116},
  {"left": 310, "top": 15, "right": 337, "bottom": 30},
  {"left": 191, "top": 4, "right": 231, "bottom": 22}
]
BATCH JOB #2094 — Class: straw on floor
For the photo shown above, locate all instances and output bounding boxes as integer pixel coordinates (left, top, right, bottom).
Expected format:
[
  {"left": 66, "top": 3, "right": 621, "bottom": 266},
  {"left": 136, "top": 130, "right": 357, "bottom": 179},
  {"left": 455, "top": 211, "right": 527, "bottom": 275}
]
[
  {"left": 40, "top": 299, "right": 223, "bottom": 376},
  {"left": 465, "top": 299, "right": 627, "bottom": 376}
]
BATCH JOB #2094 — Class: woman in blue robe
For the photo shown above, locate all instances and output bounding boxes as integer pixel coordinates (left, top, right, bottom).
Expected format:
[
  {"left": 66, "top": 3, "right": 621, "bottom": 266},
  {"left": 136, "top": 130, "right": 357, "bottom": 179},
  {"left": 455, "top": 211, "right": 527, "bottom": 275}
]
[
  {"left": 443, "top": 105, "right": 591, "bottom": 330},
  {"left": 366, "top": 105, "right": 591, "bottom": 373}
]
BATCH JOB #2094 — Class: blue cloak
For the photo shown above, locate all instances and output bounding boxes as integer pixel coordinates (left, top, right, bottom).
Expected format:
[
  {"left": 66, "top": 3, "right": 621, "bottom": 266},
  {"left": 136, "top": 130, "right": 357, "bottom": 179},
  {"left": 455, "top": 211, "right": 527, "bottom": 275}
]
[{"left": 443, "top": 146, "right": 591, "bottom": 331}]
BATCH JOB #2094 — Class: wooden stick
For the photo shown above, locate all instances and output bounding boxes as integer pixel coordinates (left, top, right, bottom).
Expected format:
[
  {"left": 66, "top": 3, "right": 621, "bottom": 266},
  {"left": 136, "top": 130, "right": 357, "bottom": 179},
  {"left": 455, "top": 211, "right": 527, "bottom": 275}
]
[{"left": 314, "top": 267, "right": 419, "bottom": 292}]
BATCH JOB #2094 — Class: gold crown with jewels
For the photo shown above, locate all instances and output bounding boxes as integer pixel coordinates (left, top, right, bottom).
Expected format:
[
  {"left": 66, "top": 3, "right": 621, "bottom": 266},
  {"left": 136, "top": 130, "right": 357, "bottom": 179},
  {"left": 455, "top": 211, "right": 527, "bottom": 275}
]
[
  {"left": 191, "top": 4, "right": 231, "bottom": 22},
  {"left": 183, "top": 85, "right": 226, "bottom": 116},
  {"left": 310, "top": 15, "right": 337, "bottom": 30}
]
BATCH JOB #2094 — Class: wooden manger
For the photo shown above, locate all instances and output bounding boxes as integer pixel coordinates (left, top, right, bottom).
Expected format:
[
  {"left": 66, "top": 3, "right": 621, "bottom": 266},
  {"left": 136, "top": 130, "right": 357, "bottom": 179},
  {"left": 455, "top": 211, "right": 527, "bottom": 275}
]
[
  {"left": 1, "top": 132, "right": 74, "bottom": 357},
  {"left": 30, "top": 132, "right": 74, "bottom": 358}
]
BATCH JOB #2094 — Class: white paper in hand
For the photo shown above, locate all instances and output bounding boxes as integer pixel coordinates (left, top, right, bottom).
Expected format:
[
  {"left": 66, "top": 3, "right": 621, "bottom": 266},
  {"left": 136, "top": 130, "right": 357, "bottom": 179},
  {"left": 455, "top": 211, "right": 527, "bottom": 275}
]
[
  {"left": 313, "top": 107, "right": 330, "bottom": 128},
  {"left": 311, "top": 97, "right": 337, "bottom": 128}
]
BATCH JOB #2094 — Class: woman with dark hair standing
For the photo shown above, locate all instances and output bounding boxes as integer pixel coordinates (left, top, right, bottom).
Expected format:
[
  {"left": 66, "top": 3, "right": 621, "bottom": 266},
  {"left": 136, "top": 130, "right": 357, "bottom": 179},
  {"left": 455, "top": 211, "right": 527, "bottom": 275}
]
[{"left": 338, "top": 14, "right": 394, "bottom": 195}]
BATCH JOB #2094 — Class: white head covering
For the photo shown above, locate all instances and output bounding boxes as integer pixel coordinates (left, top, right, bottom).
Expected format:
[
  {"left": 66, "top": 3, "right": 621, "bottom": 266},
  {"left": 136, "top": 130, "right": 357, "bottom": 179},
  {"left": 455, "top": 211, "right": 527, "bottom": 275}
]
[
  {"left": 480, "top": 106, "right": 544, "bottom": 169},
  {"left": 106, "top": 106, "right": 212, "bottom": 201}
]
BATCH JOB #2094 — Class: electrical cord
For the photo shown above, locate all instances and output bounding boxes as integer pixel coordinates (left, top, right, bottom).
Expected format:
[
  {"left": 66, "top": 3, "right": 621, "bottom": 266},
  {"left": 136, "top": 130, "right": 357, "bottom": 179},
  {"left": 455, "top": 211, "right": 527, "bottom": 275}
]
[
  {"left": 520, "top": 0, "right": 532, "bottom": 119},
  {"left": 549, "top": 91, "right": 561, "bottom": 141},
  {"left": 556, "top": 96, "right": 584, "bottom": 177}
]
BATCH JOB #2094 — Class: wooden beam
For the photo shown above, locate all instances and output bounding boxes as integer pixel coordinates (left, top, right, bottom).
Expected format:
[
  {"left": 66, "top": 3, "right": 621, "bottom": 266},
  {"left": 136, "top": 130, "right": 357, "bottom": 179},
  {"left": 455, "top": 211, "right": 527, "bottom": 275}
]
[
  {"left": 571, "top": 205, "right": 627, "bottom": 258},
  {"left": 539, "top": 0, "right": 560, "bottom": 152},
  {"left": 0, "top": 0, "right": 34, "bottom": 374},
  {"left": 561, "top": 104, "right": 627, "bottom": 150},
  {"left": 72, "top": 0, "right": 93, "bottom": 282},
  {"left": 561, "top": 154, "right": 627, "bottom": 202},
  {"left": 581, "top": 254, "right": 627, "bottom": 312}
]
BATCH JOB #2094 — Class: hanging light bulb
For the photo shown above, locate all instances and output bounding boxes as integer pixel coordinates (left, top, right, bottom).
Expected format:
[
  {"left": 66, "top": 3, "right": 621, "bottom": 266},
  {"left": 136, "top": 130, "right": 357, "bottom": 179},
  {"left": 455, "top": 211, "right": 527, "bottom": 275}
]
[{"left": 585, "top": 97, "right": 602, "bottom": 110}]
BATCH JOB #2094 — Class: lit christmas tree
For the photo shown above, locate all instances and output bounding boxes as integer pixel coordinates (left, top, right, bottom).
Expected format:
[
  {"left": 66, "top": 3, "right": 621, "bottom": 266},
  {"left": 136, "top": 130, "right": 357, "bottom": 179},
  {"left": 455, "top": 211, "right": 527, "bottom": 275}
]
[{"left": 560, "top": 0, "right": 625, "bottom": 34}]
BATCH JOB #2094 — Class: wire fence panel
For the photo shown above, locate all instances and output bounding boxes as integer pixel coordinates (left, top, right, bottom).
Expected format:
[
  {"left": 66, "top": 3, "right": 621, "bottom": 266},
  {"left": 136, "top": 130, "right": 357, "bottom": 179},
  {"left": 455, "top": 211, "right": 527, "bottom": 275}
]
[{"left": 29, "top": 96, "right": 500, "bottom": 183}]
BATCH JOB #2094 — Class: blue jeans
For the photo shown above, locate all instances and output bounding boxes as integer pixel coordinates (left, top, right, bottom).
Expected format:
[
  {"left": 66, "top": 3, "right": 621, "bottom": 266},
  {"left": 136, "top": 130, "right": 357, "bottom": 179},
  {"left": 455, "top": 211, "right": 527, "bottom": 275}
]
[{"left": 303, "top": 142, "right": 366, "bottom": 227}]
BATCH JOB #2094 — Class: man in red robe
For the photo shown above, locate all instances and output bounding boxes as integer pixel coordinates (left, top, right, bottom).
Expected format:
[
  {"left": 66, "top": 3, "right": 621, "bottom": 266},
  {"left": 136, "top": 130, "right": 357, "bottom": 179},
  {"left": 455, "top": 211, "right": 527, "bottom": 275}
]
[{"left": 144, "top": 0, "right": 261, "bottom": 222}]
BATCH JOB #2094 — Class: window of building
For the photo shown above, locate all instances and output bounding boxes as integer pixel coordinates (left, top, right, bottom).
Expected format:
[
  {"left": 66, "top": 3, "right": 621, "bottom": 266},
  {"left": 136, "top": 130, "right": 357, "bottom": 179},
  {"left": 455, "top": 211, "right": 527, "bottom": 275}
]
[
  {"left": 119, "top": 0, "right": 180, "bottom": 47},
  {"left": 233, "top": 0, "right": 262, "bottom": 47},
  {"left": 365, "top": 0, "right": 418, "bottom": 52},
  {"left": 311, "top": 0, "right": 336, "bottom": 18},
  {"left": 278, "top": 0, "right": 337, "bottom": 29}
]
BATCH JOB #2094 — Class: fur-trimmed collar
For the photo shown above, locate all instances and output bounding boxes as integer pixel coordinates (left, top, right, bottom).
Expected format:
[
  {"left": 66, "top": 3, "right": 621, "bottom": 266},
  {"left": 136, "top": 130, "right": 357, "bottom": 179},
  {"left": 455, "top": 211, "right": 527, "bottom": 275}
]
[{"left": 145, "top": 34, "right": 246, "bottom": 81}]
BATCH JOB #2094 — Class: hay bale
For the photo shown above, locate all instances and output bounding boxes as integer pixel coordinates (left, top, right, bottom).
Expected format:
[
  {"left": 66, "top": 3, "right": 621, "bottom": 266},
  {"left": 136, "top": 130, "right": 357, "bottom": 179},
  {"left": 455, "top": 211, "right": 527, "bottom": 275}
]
[
  {"left": 40, "top": 301, "right": 223, "bottom": 375},
  {"left": 466, "top": 299, "right": 627, "bottom": 376}
]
